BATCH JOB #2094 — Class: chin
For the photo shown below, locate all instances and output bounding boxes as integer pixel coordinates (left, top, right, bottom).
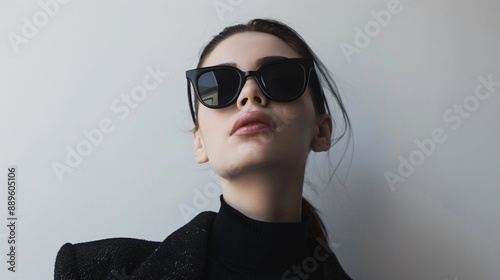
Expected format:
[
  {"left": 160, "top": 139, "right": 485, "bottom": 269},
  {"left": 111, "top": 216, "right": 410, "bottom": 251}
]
[{"left": 218, "top": 155, "right": 291, "bottom": 179}]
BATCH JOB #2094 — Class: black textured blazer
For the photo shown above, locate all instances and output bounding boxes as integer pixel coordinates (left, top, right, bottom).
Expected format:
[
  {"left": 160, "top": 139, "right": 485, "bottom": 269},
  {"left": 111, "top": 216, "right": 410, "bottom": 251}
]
[{"left": 54, "top": 211, "right": 350, "bottom": 279}]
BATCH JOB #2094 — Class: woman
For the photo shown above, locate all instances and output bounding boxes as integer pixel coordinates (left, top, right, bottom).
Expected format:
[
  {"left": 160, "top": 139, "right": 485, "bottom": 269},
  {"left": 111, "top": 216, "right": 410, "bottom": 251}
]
[{"left": 54, "top": 18, "right": 352, "bottom": 280}]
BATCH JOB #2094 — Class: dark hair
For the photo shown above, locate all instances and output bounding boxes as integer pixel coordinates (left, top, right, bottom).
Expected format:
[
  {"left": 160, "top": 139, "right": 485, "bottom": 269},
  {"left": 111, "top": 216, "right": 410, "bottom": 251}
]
[{"left": 193, "top": 19, "right": 351, "bottom": 243}]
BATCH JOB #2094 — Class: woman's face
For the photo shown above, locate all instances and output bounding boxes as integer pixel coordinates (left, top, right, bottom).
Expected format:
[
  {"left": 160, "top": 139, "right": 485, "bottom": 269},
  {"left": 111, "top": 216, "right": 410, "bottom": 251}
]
[{"left": 194, "top": 31, "right": 330, "bottom": 178}]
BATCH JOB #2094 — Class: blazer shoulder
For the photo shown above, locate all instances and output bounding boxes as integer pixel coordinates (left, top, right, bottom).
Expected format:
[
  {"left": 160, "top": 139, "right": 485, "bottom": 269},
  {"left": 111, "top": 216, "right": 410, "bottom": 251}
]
[
  {"left": 132, "top": 211, "right": 217, "bottom": 278},
  {"left": 55, "top": 237, "right": 160, "bottom": 279},
  {"left": 54, "top": 211, "right": 217, "bottom": 280}
]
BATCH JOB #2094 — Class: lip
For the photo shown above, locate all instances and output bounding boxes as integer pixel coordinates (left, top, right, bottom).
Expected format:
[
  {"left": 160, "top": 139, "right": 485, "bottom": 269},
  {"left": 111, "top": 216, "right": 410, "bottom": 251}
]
[{"left": 230, "top": 111, "right": 275, "bottom": 136}]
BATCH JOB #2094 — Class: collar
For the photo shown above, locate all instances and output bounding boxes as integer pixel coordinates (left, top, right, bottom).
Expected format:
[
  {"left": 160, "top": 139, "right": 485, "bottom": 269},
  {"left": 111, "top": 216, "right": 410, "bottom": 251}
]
[{"left": 207, "top": 195, "right": 311, "bottom": 273}]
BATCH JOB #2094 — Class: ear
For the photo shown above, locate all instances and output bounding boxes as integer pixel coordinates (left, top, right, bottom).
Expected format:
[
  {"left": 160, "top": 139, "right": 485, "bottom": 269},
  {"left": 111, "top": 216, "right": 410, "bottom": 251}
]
[
  {"left": 311, "top": 114, "right": 333, "bottom": 152},
  {"left": 193, "top": 129, "right": 209, "bottom": 163}
]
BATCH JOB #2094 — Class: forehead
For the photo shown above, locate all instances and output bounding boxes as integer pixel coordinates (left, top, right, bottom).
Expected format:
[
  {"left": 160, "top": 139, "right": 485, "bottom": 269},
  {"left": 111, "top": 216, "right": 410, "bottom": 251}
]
[{"left": 201, "top": 31, "right": 301, "bottom": 69}]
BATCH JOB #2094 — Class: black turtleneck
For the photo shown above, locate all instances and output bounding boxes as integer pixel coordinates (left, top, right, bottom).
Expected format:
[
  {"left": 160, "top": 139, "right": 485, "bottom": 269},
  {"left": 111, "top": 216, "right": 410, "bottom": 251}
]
[{"left": 202, "top": 196, "right": 331, "bottom": 280}]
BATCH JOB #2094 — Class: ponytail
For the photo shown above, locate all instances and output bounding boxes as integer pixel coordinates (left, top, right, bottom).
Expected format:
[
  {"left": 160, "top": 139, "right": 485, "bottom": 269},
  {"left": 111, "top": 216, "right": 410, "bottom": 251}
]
[{"left": 302, "top": 197, "right": 328, "bottom": 245}]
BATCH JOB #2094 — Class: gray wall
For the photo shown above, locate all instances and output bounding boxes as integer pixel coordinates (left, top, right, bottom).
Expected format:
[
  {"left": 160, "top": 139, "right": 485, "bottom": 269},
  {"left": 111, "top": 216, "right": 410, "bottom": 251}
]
[{"left": 0, "top": 0, "right": 499, "bottom": 279}]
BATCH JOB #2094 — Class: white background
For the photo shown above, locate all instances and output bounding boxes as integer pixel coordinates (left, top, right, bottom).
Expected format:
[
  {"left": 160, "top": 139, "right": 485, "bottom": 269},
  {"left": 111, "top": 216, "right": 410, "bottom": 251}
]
[{"left": 1, "top": 0, "right": 499, "bottom": 279}]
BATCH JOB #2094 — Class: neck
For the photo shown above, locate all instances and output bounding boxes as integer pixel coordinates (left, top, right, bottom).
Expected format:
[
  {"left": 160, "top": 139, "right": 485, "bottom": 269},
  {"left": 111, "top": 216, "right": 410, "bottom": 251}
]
[{"left": 220, "top": 167, "right": 304, "bottom": 223}]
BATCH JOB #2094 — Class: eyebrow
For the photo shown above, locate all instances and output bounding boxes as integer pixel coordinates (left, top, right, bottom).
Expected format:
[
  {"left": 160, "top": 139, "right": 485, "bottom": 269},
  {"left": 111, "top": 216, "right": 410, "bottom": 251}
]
[{"left": 214, "top": 56, "right": 290, "bottom": 68}]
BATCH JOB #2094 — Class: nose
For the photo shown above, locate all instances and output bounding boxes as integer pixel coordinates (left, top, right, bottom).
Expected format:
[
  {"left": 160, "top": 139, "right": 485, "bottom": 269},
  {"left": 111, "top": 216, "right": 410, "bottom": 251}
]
[{"left": 236, "top": 76, "right": 268, "bottom": 109}]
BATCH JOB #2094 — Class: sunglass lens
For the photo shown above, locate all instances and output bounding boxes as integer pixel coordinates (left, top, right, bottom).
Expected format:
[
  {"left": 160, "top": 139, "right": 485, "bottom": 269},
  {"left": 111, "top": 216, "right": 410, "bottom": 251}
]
[
  {"left": 261, "top": 62, "right": 306, "bottom": 101},
  {"left": 198, "top": 69, "right": 240, "bottom": 107}
]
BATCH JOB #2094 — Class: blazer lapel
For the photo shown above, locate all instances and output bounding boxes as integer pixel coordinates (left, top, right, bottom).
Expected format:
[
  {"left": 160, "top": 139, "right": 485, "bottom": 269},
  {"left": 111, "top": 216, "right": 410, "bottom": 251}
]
[{"left": 132, "top": 212, "right": 216, "bottom": 280}]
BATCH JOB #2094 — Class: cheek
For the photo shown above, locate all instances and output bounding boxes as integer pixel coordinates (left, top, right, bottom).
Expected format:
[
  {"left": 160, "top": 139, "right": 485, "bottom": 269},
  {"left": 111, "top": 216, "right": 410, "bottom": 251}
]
[
  {"left": 197, "top": 110, "right": 216, "bottom": 141},
  {"left": 197, "top": 107, "right": 229, "bottom": 153},
  {"left": 291, "top": 93, "right": 317, "bottom": 130},
  {"left": 197, "top": 107, "right": 219, "bottom": 130},
  {"left": 198, "top": 105, "right": 236, "bottom": 130},
  {"left": 274, "top": 102, "right": 317, "bottom": 147},
  {"left": 295, "top": 98, "right": 320, "bottom": 144}
]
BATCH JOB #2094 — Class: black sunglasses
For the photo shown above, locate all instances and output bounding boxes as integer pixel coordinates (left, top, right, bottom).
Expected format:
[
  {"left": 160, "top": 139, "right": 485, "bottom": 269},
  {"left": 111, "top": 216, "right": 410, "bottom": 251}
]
[{"left": 186, "top": 58, "right": 314, "bottom": 123}]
